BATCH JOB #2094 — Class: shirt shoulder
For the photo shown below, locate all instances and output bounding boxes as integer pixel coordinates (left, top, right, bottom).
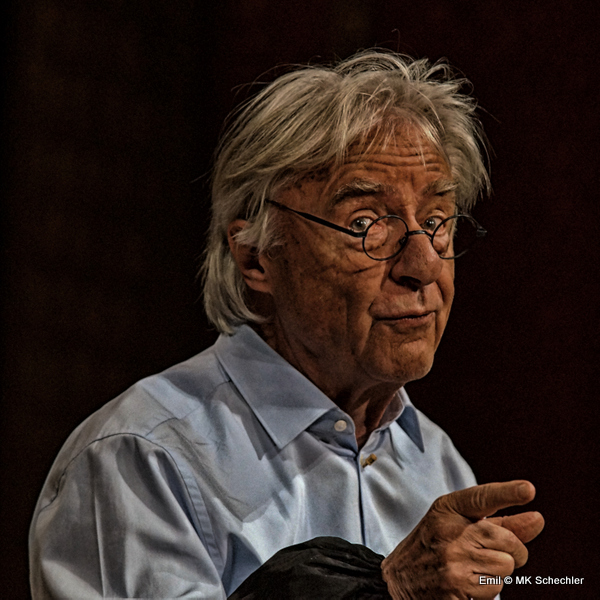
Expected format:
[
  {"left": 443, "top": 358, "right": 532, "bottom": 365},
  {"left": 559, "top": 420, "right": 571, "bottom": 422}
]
[{"left": 39, "top": 343, "right": 235, "bottom": 495}]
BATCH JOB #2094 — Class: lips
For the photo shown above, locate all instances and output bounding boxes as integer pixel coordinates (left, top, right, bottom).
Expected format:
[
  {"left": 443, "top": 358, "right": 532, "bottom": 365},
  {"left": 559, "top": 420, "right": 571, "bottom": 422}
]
[
  {"left": 374, "top": 312, "right": 436, "bottom": 332},
  {"left": 376, "top": 310, "right": 434, "bottom": 321}
]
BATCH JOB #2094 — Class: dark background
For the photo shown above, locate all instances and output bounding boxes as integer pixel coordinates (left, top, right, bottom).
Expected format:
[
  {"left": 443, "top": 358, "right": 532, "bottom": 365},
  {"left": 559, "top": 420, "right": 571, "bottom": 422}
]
[{"left": 2, "top": 1, "right": 598, "bottom": 598}]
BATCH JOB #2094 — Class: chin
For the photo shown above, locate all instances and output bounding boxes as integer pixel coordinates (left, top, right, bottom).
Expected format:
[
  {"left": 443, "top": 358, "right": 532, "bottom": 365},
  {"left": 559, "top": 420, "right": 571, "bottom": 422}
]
[
  {"left": 390, "top": 338, "right": 438, "bottom": 381},
  {"left": 403, "top": 359, "right": 435, "bottom": 384},
  {"left": 366, "top": 350, "right": 435, "bottom": 387},
  {"left": 361, "top": 329, "right": 439, "bottom": 385},
  {"left": 396, "top": 359, "right": 434, "bottom": 385}
]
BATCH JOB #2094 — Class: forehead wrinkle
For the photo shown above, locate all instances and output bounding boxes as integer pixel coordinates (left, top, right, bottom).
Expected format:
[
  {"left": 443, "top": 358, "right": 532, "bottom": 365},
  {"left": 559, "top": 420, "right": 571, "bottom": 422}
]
[
  {"left": 344, "top": 149, "right": 442, "bottom": 165},
  {"left": 316, "top": 138, "right": 452, "bottom": 212},
  {"left": 329, "top": 179, "right": 392, "bottom": 208}
]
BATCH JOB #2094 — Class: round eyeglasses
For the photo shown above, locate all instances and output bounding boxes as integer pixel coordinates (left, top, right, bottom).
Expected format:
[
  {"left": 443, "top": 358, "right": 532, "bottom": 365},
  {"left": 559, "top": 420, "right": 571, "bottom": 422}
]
[{"left": 267, "top": 200, "right": 487, "bottom": 260}]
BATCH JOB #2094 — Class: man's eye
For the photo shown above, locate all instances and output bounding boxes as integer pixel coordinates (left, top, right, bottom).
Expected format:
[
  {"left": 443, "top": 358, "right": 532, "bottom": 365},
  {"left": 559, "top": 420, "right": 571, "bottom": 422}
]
[
  {"left": 422, "top": 216, "right": 443, "bottom": 232},
  {"left": 349, "top": 216, "right": 374, "bottom": 233}
]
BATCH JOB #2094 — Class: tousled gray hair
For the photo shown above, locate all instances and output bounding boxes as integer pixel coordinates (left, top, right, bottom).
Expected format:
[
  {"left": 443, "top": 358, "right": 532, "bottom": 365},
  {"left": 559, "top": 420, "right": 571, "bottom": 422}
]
[{"left": 202, "top": 49, "right": 491, "bottom": 334}]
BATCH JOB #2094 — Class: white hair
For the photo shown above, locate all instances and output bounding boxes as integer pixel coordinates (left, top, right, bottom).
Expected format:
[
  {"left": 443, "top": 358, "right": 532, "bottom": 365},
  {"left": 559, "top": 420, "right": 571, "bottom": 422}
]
[{"left": 202, "top": 49, "right": 491, "bottom": 334}]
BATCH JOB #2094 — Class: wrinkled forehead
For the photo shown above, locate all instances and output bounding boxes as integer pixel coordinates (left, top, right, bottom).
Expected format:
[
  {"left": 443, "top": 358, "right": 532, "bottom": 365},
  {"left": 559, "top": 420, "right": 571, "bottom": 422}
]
[
  {"left": 348, "top": 121, "right": 445, "bottom": 157},
  {"left": 284, "top": 126, "right": 454, "bottom": 208}
]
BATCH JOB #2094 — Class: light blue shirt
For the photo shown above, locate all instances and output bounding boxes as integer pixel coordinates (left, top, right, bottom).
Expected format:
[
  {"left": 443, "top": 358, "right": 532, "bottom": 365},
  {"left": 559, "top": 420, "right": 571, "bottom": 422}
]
[{"left": 29, "top": 325, "right": 477, "bottom": 599}]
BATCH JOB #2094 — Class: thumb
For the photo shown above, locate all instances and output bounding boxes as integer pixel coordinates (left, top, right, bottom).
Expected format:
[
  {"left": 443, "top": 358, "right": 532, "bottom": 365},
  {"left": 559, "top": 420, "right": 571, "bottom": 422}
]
[
  {"left": 487, "top": 511, "right": 545, "bottom": 543},
  {"left": 439, "top": 480, "right": 536, "bottom": 520}
]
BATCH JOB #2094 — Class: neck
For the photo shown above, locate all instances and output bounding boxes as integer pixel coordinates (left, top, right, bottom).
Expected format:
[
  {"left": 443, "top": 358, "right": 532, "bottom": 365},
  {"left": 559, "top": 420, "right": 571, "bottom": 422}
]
[
  {"left": 335, "top": 385, "right": 402, "bottom": 448},
  {"left": 257, "top": 323, "right": 403, "bottom": 449}
]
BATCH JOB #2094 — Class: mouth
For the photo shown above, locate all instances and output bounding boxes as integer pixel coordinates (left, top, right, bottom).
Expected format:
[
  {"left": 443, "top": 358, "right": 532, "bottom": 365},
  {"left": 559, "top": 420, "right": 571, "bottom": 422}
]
[{"left": 376, "top": 311, "right": 435, "bottom": 326}]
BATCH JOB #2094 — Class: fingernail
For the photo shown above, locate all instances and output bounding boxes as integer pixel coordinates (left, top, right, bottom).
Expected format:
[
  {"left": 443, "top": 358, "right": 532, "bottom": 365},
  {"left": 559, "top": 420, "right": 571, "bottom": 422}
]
[{"left": 518, "top": 482, "right": 531, "bottom": 498}]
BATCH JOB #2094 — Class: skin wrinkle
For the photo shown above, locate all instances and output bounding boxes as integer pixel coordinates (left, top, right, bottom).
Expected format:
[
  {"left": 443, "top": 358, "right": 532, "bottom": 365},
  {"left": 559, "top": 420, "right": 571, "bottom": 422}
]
[
  {"left": 219, "top": 59, "right": 546, "bottom": 598},
  {"left": 287, "top": 167, "right": 332, "bottom": 192},
  {"left": 227, "top": 122, "right": 544, "bottom": 597},
  {"left": 380, "top": 481, "right": 544, "bottom": 598},
  {"left": 241, "top": 129, "right": 456, "bottom": 448}
]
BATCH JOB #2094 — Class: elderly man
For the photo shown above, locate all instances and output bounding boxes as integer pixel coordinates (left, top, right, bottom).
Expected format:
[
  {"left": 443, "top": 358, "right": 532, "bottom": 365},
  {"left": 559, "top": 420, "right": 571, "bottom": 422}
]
[{"left": 30, "top": 50, "right": 544, "bottom": 599}]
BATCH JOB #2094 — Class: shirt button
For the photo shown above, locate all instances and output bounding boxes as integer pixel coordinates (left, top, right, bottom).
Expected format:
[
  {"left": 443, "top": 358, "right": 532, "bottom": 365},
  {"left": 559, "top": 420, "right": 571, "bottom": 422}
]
[{"left": 334, "top": 419, "right": 347, "bottom": 432}]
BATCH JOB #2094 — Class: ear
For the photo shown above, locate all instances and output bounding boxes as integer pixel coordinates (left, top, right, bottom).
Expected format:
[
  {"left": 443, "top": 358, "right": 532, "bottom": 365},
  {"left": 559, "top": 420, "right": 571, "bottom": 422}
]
[{"left": 227, "top": 220, "right": 273, "bottom": 294}]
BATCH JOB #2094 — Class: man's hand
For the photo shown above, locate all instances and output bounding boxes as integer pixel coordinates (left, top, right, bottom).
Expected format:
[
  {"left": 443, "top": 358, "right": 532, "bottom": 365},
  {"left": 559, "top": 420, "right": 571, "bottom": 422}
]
[{"left": 381, "top": 480, "right": 545, "bottom": 600}]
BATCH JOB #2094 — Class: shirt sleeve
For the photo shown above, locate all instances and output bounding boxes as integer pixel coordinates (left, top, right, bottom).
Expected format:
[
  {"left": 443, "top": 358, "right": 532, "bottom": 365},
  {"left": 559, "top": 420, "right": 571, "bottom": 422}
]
[{"left": 29, "top": 433, "right": 227, "bottom": 599}]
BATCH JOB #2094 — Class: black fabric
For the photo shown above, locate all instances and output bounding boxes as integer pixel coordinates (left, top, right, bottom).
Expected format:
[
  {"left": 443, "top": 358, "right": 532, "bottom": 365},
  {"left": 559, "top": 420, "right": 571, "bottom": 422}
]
[{"left": 228, "top": 536, "right": 392, "bottom": 599}]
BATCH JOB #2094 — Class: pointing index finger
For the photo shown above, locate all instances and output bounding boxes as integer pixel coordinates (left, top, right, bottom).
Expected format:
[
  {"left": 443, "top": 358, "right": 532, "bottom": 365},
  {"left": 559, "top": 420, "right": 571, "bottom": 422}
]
[{"left": 439, "top": 480, "right": 536, "bottom": 520}]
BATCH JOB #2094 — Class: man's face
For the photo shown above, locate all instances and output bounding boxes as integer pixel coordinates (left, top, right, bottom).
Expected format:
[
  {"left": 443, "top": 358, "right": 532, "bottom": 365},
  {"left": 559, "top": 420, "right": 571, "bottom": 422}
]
[{"left": 257, "top": 130, "right": 456, "bottom": 397}]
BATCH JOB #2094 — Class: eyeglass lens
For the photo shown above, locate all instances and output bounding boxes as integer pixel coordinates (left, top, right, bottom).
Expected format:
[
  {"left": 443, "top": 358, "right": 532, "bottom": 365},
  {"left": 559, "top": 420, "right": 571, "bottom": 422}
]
[{"left": 364, "top": 215, "right": 481, "bottom": 260}]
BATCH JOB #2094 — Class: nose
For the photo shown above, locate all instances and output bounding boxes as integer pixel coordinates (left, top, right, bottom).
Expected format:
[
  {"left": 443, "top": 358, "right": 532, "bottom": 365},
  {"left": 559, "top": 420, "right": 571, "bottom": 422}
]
[{"left": 388, "top": 231, "right": 443, "bottom": 288}]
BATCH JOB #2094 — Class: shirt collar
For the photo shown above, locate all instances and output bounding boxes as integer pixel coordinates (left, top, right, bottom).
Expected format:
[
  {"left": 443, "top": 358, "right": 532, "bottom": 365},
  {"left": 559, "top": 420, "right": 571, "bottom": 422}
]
[
  {"left": 362, "top": 387, "right": 424, "bottom": 453},
  {"left": 214, "top": 325, "right": 424, "bottom": 452},
  {"left": 396, "top": 390, "right": 425, "bottom": 453},
  {"left": 214, "top": 326, "right": 334, "bottom": 449}
]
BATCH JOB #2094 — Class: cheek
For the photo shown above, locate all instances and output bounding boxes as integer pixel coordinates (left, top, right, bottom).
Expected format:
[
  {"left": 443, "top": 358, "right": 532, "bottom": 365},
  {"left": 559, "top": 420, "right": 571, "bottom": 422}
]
[
  {"left": 270, "top": 244, "right": 382, "bottom": 333},
  {"left": 436, "top": 264, "right": 455, "bottom": 338},
  {"left": 441, "top": 262, "right": 455, "bottom": 308},
  {"left": 270, "top": 245, "right": 341, "bottom": 316},
  {"left": 275, "top": 231, "right": 365, "bottom": 292}
]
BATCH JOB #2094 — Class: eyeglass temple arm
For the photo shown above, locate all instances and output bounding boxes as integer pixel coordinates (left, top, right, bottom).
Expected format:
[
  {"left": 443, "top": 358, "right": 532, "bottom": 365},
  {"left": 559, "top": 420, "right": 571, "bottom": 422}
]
[{"left": 266, "top": 200, "right": 366, "bottom": 239}]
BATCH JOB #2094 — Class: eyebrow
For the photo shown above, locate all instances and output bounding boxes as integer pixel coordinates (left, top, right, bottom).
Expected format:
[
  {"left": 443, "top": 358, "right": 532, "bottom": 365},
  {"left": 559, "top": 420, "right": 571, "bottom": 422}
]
[
  {"left": 330, "top": 180, "right": 390, "bottom": 206},
  {"left": 329, "top": 177, "right": 458, "bottom": 208},
  {"left": 421, "top": 178, "right": 458, "bottom": 196}
]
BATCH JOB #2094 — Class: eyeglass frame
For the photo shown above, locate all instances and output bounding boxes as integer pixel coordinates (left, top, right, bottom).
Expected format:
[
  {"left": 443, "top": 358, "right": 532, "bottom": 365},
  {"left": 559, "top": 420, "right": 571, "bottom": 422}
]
[{"left": 266, "top": 199, "right": 487, "bottom": 261}]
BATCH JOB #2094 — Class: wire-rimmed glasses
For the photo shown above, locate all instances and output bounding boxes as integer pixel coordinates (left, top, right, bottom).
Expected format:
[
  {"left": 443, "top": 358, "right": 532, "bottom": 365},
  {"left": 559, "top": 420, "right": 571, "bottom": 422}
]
[{"left": 266, "top": 199, "right": 486, "bottom": 260}]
